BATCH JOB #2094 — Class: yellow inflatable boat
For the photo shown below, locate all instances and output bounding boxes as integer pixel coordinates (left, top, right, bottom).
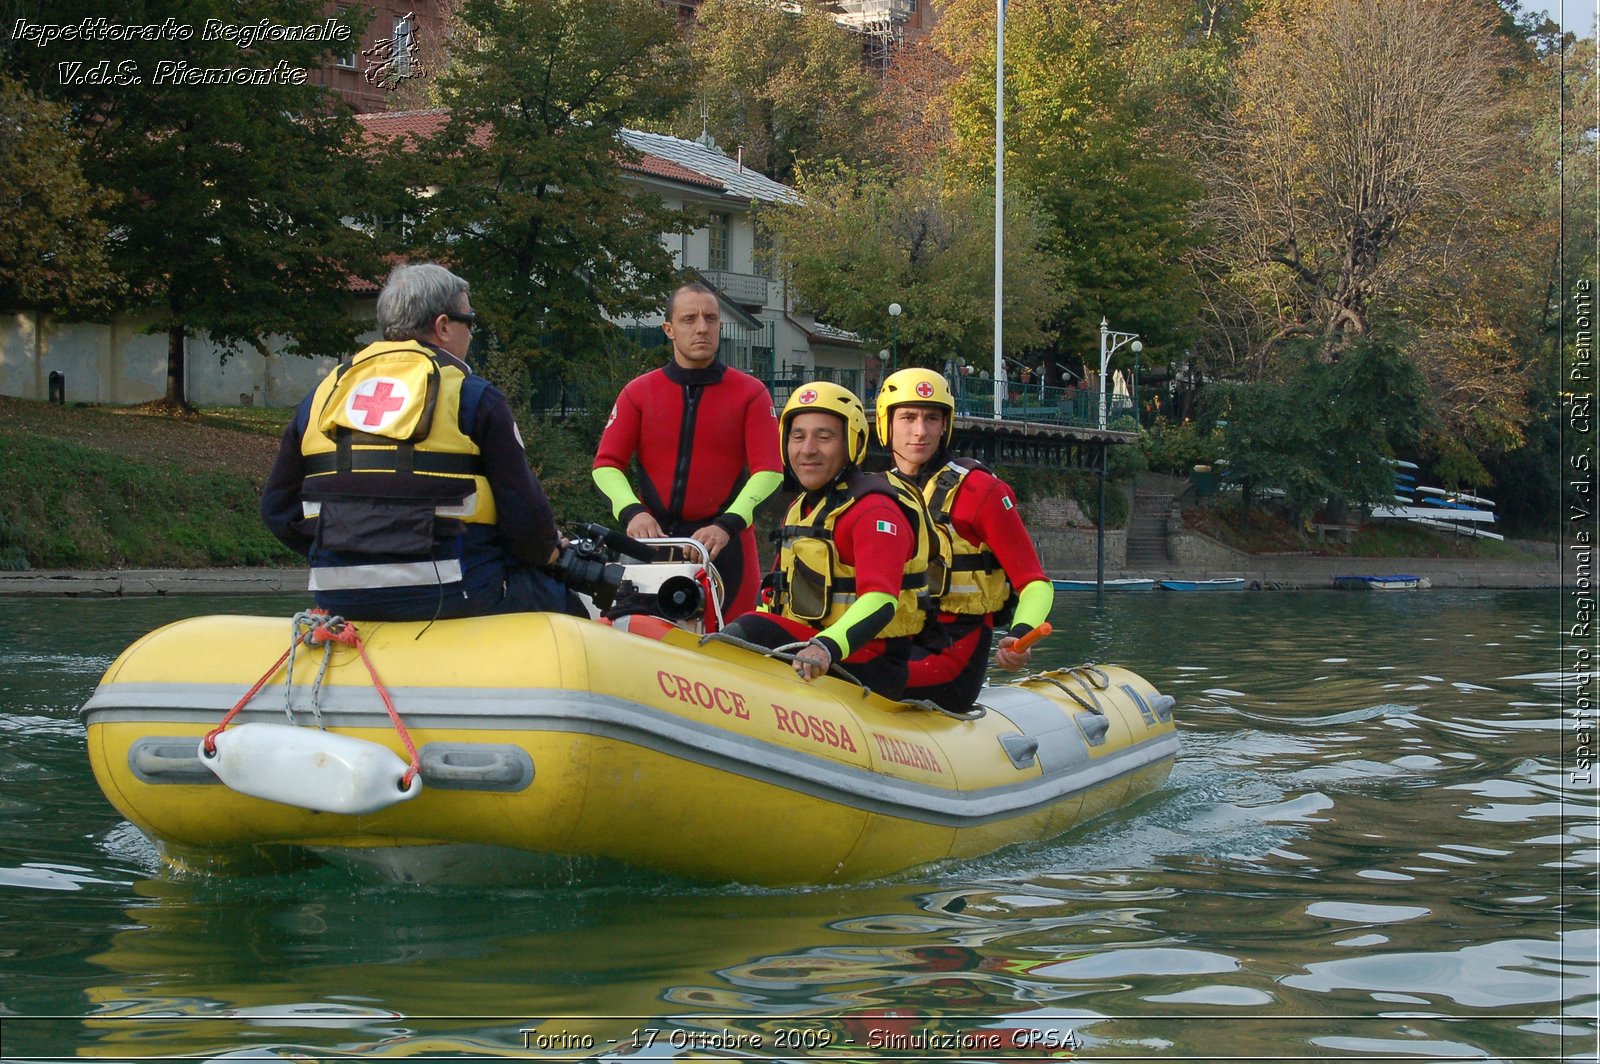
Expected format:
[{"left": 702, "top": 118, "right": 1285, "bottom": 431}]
[{"left": 83, "top": 587, "right": 1176, "bottom": 886}]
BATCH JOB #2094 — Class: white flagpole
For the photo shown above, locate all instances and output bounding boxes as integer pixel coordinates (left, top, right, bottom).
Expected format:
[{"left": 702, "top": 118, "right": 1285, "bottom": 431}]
[{"left": 992, "top": 0, "right": 1005, "bottom": 418}]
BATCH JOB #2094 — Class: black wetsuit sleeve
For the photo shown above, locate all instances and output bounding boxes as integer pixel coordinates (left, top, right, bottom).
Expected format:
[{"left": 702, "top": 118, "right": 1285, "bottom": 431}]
[
  {"left": 813, "top": 599, "right": 896, "bottom": 664},
  {"left": 259, "top": 403, "right": 313, "bottom": 558},
  {"left": 473, "top": 386, "right": 561, "bottom": 567}
]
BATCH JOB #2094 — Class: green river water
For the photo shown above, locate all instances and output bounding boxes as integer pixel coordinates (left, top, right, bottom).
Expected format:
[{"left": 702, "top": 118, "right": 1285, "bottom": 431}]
[{"left": 0, "top": 589, "right": 1593, "bottom": 1062}]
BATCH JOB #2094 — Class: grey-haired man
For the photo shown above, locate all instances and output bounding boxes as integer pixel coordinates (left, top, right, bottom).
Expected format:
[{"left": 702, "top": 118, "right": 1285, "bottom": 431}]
[{"left": 262, "top": 263, "right": 579, "bottom": 620}]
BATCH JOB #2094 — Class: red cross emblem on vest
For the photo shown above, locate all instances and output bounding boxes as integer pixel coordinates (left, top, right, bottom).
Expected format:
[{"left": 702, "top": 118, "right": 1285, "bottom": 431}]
[
  {"left": 348, "top": 378, "right": 409, "bottom": 429},
  {"left": 915, "top": 381, "right": 935, "bottom": 398},
  {"left": 797, "top": 388, "right": 818, "bottom": 404}
]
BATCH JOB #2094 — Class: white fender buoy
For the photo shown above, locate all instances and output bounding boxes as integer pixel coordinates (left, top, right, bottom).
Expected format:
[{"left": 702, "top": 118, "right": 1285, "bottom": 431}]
[{"left": 200, "top": 722, "right": 421, "bottom": 815}]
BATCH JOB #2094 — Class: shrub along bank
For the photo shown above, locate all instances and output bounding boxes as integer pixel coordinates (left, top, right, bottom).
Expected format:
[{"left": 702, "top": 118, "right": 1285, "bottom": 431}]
[{"left": 1, "top": 397, "right": 1130, "bottom": 571}]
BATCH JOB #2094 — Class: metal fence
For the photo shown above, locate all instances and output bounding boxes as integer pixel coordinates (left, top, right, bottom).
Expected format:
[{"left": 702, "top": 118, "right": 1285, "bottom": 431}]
[
  {"left": 529, "top": 331, "right": 1140, "bottom": 433},
  {"left": 918, "top": 377, "right": 1134, "bottom": 430}
]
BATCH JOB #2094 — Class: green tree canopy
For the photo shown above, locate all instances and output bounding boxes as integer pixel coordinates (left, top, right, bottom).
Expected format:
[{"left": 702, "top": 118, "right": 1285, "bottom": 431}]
[
  {"left": 1202, "top": 336, "right": 1431, "bottom": 517},
  {"left": 9, "top": 0, "right": 388, "bottom": 409},
  {"left": 939, "top": 0, "right": 1204, "bottom": 372},
  {"left": 678, "top": 0, "right": 883, "bottom": 185},
  {"left": 760, "top": 164, "right": 1063, "bottom": 368},
  {"left": 403, "top": 0, "right": 695, "bottom": 395}
]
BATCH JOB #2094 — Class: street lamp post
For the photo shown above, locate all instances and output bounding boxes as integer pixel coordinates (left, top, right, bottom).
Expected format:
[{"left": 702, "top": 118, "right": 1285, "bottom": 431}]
[
  {"left": 1097, "top": 317, "right": 1142, "bottom": 431},
  {"left": 1096, "top": 318, "right": 1143, "bottom": 595},
  {"left": 888, "top": 302, "right": 901, "bottom": 372}
]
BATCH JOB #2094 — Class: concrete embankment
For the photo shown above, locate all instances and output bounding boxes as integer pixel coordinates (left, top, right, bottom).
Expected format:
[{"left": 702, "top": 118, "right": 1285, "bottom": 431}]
[
  {"left": 1036, "top": 528, "right": 1563, "bottom": 589},
  {"left": 0, "top": 550, "right": 1566, "bottom": 597}
]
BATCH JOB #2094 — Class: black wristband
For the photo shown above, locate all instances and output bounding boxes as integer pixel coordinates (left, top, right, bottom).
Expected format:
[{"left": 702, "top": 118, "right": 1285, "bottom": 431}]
[{"left": 813, "top": 636, "right": 842, "bottom": 665}]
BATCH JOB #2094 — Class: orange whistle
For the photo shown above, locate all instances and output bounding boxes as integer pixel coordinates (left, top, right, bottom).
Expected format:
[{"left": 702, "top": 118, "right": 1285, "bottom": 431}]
[{"left": 1012, "top": 621, "right": 1053, "bottom": 651}]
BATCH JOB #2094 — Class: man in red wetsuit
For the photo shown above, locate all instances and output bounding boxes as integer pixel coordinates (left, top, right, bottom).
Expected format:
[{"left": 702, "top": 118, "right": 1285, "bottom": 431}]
[
  {"left": 720, "top": 381, "right": 932, "bottom": 699},
  {"left": 876, "top": 368, "right": 1055, "bottom": 712},
  {"left": 592, "top": 283, "right": 783, "bottom": 617}
]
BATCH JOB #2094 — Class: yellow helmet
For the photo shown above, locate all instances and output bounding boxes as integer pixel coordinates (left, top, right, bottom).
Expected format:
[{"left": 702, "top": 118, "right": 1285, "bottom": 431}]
[
  {"left": 876, "top": 367, "right": 955, "bottom": 448},
  {"left": 781, "top": 381, "right": 869, "bottom": 468}
]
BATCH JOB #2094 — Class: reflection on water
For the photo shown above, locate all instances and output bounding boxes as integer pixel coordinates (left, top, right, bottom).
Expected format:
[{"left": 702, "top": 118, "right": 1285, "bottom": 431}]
[{"left": 0, "top": 590, "right": 1594, "bottom": 1061}]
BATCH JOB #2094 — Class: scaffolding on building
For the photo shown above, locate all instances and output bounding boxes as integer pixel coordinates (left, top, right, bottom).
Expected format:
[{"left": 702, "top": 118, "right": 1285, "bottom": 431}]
[{"left": 827, "top": 0, "right": 913, "bottom": 70}]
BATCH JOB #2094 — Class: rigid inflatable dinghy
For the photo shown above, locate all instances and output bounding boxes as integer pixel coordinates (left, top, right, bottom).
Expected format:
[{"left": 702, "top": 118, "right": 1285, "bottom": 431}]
[{"left": 82, "top": 537, "right": 1177, "bottom": 885}]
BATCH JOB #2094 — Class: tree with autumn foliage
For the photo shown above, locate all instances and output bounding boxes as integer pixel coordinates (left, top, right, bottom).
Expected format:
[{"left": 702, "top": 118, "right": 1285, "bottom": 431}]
[
  {"left": 677, "top": 0, "right": 882, "bottom": 185},
  {"left": 0, "top": 76, "right": 117, "bottom": 314},
  {"left": 1192, "top": 0, "right": 1560, "bottom": 496},
  {"left": 1194, "top": 0, "right": 1517, "bottom": 355},
  {"left": 872, "top": 38, "right": 961, "bottom": 173}
]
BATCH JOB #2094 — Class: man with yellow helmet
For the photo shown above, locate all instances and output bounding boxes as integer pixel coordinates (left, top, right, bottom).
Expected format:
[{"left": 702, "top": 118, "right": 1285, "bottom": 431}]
[
  {"left": 720, "top": 381, "right": 932, "bottom": 699},
  {"left": 876, "top": 367, "right": 1055, "bottom": 712}
]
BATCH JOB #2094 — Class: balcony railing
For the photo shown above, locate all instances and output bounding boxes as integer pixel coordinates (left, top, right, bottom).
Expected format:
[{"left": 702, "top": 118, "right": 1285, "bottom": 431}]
[{"left": 700, "top": 270, "right": 771, "bottom": 308}]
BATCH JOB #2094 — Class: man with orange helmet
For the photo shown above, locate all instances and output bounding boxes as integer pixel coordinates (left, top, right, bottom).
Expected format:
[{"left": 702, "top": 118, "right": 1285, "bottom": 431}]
[
  {"left": 721, "top": 381, "right": 933, "bottom": 700},
  {"left": 876, "top": 367, "right": 1055, "bottom": 712}
]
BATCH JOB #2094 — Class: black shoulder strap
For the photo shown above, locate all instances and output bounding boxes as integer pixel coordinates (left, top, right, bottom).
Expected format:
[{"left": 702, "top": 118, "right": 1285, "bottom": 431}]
[{"left": 843, "top": 470, "right": 896, "bottom": 502}]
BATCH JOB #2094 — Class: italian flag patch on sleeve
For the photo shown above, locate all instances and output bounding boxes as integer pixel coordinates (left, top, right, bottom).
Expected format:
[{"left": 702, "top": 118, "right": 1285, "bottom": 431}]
[{"left": 875, "top": 519, "right": 897, "bottom": 535}]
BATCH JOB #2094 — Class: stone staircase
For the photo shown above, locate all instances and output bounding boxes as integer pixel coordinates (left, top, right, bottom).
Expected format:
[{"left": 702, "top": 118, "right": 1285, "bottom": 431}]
[{"left": 1125, "top": 483, "right": 1174, "bottom": 570}]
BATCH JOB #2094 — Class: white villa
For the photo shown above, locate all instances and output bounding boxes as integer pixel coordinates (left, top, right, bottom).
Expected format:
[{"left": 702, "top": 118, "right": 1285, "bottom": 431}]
[{"left": 0, "top": 118, "right": 876, "bottom": 409}]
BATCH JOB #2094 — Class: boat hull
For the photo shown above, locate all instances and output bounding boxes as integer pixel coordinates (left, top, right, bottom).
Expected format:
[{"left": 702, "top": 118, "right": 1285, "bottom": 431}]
[
  {"left": 1052, "top": 578, "right": 1156, "bottom": 592},
  {"left": 83, "top": 613, "right": 1177, "bottom": 885},
  {"left": 1333, "top": 574, "right": 1424, "bottom": 591}
]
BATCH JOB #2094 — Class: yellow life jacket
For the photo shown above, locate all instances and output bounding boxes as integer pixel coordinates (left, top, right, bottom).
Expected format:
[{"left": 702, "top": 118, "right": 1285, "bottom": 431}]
[
  {"left": 299, "top": 340, "right": 496, "bottom": 527},
  {"left": 924, "top": 458, "right": 1012, "bottom": 616},
  {"left": 774, "top": 472, "right": 931, "bottom": 639}
]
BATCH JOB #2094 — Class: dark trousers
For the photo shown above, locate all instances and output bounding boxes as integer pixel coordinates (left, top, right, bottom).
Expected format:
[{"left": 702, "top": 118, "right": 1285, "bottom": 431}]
[
  {"left": 500, "top": 565, "right": 590, "bottom": 618},
  {"left": 905, "top": 615, "right": 993, "bottom": 713}
]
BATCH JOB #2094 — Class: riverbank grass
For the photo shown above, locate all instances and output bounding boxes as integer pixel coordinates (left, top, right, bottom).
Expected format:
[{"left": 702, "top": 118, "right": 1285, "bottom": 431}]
[{"left": 0, "top": 398, "right": 296, "bottom": 569}]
